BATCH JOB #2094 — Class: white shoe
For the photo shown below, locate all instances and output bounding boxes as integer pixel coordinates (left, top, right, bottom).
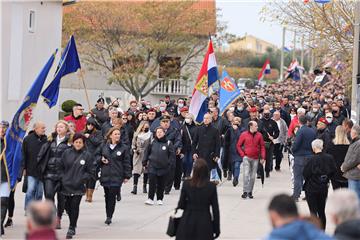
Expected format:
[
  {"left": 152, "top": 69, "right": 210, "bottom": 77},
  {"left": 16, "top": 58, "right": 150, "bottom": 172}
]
[
  {"left": 145, "top": 199, "right": 154, "bottom": 205},
  {"left": 156, "top": 200, "right": 163, "bottom": 205}
]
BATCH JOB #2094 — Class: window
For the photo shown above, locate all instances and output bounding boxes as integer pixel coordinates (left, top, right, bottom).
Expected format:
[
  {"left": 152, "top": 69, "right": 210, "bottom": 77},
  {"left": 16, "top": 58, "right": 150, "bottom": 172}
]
[
  {"left": 159, "top": 56, "right": 181, "bottom": 79},
  {"left": 29, "top": 10, "right": 35, "bottom": 33}
]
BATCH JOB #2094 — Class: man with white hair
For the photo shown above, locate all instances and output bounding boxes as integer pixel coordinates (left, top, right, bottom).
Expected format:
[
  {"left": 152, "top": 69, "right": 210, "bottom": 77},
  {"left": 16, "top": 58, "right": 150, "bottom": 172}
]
[
  {"left": 327, "top": 189, "right": 360, "bottom": 240},
  {"left": 302, "top": 139, "right": 336, "bottom": 229}
]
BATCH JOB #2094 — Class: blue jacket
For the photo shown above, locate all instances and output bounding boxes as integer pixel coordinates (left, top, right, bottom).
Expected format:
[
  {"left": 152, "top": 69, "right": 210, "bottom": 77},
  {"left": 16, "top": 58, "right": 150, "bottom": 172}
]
[
  {"left": 292, "top": 126, "right": 316, "bottom": 157},
  {"left": 265, "top": 220, "right": 332, "bottom": 240}
]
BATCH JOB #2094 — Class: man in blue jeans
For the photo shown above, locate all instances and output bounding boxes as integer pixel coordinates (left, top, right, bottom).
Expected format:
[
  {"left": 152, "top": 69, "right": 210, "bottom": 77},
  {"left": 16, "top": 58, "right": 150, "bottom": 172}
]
[
  {"left": 22, "top": 122, "right": 47, "bottom": 210},
  {"left": 341, "top": 125, "right": 360, "bottom": 200},
  {"left": 291, "top": 115, "right": 316, "bottom": 202}
]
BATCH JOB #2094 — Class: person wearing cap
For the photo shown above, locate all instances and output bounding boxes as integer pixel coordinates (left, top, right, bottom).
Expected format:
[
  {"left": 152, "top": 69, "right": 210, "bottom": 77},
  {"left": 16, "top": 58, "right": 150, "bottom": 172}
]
[
  {"left": 59, "top": 133, "right": 95, "bottom": 239},
  {"left": 83, "top": 117, "right": 103, "bottom": 202},
  {"left": 128, "top": 100, "right": 139, "bottom": 115},
  {"left": 64, "top": 103, "right": 87, "bottom": 133},
  {"left": 325, "top": 112, "right": 337, "bottom": 138},
  {"left": 22, "top": 122, "right": 48, "bottom": 213},
  {"left": 158, "top": 115, "right": 182, "bottom": 194},
  {"left": 177, "top": 106, "right": 188, "bottom": 125},
  {"left": 146, "top": 108, "right": 157, "bottom": 126},
  {"left": 91, "top": 98, "right": 109, "bottom": 126},
  {"left": 242, "top": 106, "right": 259, "bottom": 129},
  {"left": 0, "top": 121, "right": 10, "bottom": 235},
  {"left": 316, "top": 117, "right": 332, "bottom": 153},
  {"left": 174, "top": 98, "right": 186, "bottom": 118}
]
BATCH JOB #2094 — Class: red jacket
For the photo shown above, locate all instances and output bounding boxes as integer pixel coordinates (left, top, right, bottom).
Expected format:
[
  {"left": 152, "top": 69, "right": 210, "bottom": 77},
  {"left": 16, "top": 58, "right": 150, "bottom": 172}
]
[
  {"left": 288, "top": 116, "right": 299, "bottom": 137},
  {"left": 64, "top": 114, "right": 87, "bottom": 133},
  {"left": 236, "top": 131, "right": 265, "bottom": 160}
]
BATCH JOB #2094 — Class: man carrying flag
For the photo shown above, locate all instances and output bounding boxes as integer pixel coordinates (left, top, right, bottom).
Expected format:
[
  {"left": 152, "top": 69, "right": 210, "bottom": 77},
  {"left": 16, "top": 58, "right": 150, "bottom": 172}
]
[
  {"left": 42, "top": 35, "right": 81, "bottom": 108},
  {"left": 189, "top": 39, "right": 218, "bottom": 123},
  {"left": 1, "top": 51, "right": 56, "bottom": 235},
  {"left": 258, "top": 59, "right": 271, "bottom": 82}
]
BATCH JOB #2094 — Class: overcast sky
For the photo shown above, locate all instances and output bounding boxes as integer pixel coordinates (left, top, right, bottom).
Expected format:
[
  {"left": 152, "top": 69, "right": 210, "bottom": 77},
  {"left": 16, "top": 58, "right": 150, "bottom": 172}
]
[{"left": 217, "top": 1, "right": 294, "bottom": 47}]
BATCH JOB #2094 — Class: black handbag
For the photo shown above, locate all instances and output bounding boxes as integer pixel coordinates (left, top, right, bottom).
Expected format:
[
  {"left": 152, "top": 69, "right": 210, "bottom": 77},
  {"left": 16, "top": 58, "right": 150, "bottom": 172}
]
[{"left": 166, "top": 209, "right": 182, "bottom": 237}]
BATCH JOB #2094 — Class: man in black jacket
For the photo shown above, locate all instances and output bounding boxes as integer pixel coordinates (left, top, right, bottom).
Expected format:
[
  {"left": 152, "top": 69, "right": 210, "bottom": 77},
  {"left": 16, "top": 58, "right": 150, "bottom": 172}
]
[
  {"left": 259, "top": 109, "right": 279, "bottom": 178},
  {"left": 90, "top": 98, "right": 108, "bottom": 127},
  {"left": 23, "top": 122, "right": 48, "bottom": 211},
  {"left": 192, "top": 113, "right": 221, "bottom": 175},
  {"left": 160, "top": 116, "right": 182, "bottom": 194},
  {"left": 316, "top": 118, "right": 332, "bottom": 153}
]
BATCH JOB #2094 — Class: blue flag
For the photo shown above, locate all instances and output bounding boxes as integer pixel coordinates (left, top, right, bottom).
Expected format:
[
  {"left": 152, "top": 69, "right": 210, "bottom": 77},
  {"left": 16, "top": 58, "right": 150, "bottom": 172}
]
[
  {"left": 2, "top": 50, "right": 56, "bottom": 189},
  {"left": 42, "top": 35, "right": 81, "bottom": 108},
  {"left": 219, "top": 70, "right": 241, "bottom": 115}
]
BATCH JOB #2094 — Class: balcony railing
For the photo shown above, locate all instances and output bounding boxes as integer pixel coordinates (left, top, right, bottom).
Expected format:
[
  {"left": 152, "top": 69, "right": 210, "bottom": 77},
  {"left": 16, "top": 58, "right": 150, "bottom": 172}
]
[{"left": 151, "top": 79, "right": 190, "bottom": 96}]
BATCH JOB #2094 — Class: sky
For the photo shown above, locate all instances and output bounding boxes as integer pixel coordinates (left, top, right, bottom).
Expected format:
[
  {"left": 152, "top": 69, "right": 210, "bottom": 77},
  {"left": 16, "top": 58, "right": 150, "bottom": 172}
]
[{"left": 216, "top": 1, "right": 293, "bottom": 47}]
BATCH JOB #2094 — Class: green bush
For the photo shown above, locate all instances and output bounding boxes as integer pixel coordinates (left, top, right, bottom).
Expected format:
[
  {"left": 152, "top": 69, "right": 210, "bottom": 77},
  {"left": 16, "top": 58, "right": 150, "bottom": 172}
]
[{"left": 61, "top": 100, "right": 77, "bottom": 113}]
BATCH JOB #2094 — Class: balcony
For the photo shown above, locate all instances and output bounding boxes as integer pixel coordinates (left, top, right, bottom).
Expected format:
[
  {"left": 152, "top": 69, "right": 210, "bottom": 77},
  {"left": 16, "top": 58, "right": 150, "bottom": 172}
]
[{"left": 151, "top": 79, "right": 190, "bottom": 96}]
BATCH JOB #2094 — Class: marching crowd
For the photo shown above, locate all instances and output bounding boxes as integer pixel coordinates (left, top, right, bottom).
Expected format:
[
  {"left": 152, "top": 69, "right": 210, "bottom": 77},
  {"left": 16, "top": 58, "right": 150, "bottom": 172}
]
[{"left": 1, "top": 70, "right": 360, "bottom": 239}]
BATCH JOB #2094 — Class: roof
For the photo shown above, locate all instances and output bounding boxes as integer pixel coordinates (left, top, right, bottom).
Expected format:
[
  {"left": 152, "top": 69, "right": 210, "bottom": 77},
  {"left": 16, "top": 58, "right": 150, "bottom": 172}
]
[
  {"left": 63, "top": 0, "right": 216, "bottom": 36},
  {"left": 229, "top": 34, "right": 277, "bottom": 48}
]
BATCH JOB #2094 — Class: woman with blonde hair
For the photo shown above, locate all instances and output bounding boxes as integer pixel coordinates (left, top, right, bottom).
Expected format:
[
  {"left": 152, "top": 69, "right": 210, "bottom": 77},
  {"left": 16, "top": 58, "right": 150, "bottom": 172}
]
[
  {"left": 131, "top": 121, "right": 151, "bottom": 194},
  {"left": 37, "top": 120, "right": 73, "bottom": 229},
  {"left": 328, "top": 126, "right": 350, "bottom": 189}
]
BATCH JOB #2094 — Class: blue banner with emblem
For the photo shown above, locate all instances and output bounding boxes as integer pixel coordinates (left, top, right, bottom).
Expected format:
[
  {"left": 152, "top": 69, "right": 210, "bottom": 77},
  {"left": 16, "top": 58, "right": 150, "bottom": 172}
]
[
  {"left": 219, "top": 70, "right": 241, "bottom": 115},
  {"left": 2, "top": 50, "right": 56, "bottom": 189}
]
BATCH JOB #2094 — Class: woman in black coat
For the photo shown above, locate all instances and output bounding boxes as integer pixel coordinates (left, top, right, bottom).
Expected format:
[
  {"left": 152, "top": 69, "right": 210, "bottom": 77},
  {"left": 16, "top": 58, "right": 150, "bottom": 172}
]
[
  {"left": 176, "top": 158, "right": 220, "bottom": 240},
  {"left": 180, "top": 114, "right": 197, "bottom": 178},
  {"left": 142, "top": 127, "right": 175, "bottom": 205},
  {"left": 83, "top": 117, "right": 103, "bottom": 202},
  {"left": 327, "top": 126, "right": 350, "bottom": 189},
  {"left": 59, "top": 133, "right": 94, "bottom": 239},
  {"left": 37, "top": 120, "right": 72, "bottom": 229},
  {"left": 96, "top": 127, "right": 131, "bottom": 225},
  {"left": 303, "top": 139, "right": 336, "bottom": 230}
]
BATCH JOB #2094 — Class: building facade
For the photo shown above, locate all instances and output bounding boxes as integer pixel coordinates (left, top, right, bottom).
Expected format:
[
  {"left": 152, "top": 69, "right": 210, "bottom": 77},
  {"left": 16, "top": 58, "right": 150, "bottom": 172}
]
[
  {"left": 1, "top": 1, "right": 63, "bottom": 131},
  {"left": 228, "top": 34, "right": 278, "bottom": 54}
]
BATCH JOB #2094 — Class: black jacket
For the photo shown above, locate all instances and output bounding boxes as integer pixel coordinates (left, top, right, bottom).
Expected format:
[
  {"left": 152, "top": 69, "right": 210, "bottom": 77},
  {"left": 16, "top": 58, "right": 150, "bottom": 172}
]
[
  {"left": 91, "top": 107, "right": 109, "bottom": 126},
  {"left": 101, "top": 121, "right": 130, "bottom": 147},
  {"left": 181, "top": 123, "right": 197, "bottom": 153},
  {"left": 334, "top": 219, "right": 360, "bottom": 240},
  {"left": 96, "top": 142, "right": 131, "bottom": 186},
  {"left": 176, "top": 181, "right": 220, "bottom": 240},
  {"left": 316, "top": 128, "right": 332, "bottom": 153},
  {"left": 165, "top": 127, "right": 182, "bottom": 151},
  {"left": 1, "top": 138, "right": 7, "bottom": 183},
  {"left": 22, "top": 131, "right": 47, "bottom": 178},
  {"left": 84, "top": 129, "right": 103, "bottom": 154},
  {"left": 327, "top": 143, "right": 349, "bottom": 185},
  {"left": 303, "top": 152, "right": 336, "bottom": 193},
  {"left": 37, "top": 134, "right": 72, "bottom": 181},
  {"left": 234, "top": 108, "right": 249, "bottom": 120},
  {"left": 142, "top": 137, "right": 175, "bottom": 176},
  {"left": 59, "top": 147, "right": 95, "bottom": 195},
  {"left": 258, "top": 117, "right": 280, "bottom": 143},
  {"left": 192, "top": 124, "right": 220, "bottom": 169}
]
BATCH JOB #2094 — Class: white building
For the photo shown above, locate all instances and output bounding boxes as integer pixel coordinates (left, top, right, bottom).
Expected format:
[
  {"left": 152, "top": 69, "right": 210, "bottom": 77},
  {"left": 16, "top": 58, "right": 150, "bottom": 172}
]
[{"left": 1, "top": 1, "right": 63, "bottom": 130}]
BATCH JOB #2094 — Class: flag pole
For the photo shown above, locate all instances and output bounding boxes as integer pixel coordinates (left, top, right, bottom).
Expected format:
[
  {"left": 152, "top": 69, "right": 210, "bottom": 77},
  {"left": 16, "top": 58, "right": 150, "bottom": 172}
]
[{"left": 78, "top": 69, "right": 91, "bottom": 111}]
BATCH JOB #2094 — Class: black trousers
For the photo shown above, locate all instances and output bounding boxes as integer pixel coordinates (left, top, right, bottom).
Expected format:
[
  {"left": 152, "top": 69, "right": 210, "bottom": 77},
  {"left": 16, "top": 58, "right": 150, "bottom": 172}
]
[
  {"left": 7, "top": 191, "right": 15, "bottom": 218},
  {"left": 265, "top": 143, "right": 274, "bottom": 173},
  {"left": 331, "top": 179, "right": 348, "bottom": 190},
  {"left": 305, "top": 190, "right": 328, "bottom": 229},
  {"left": 64, "top": 195, "right": 82, "bottom": 228},
  {"left": 273, "top": 143, "right": 284, "bottom": 170},
  {"left": 104, "top": 186, "right": 120, "bottom": 218},
  {"left": 43, "top": 179, "right": 65, "bottom": 218},
  {"left": 165, "top": 156, "right": 182, "bottom": 192},
  {"left": 148, "top": 174, "right": 166, "bottom": 201}
]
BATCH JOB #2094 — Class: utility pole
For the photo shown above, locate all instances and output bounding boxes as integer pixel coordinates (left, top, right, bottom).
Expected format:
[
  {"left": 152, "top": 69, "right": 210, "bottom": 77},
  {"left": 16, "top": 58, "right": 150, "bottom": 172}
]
[
  {"left": 280, "top": 27, "right": 286, "bottom": 81},
  {"left": 300, "top": 35, "right": 304, "bottom": 67},
  {"left": 292, "top": 30, "right": 296, "bottom": 60},
  {"left": 351, "top": 1, "right": 360, "bottom": 123}
]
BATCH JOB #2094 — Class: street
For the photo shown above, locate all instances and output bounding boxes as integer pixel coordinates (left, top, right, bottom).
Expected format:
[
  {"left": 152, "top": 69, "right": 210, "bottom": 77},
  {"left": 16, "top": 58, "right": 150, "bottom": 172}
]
[{"left": 3, "top": 158, "right": 335, "bottom": 240}]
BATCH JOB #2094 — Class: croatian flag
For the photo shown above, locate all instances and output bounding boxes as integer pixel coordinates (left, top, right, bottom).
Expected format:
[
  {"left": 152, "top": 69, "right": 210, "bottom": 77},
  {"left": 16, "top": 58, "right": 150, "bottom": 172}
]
[
  {"left": 189, "top": 39, "right": 218, "bottom": 123},
  {"left": 258, "top": 59, "right": 271, "bottom": 81}
]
